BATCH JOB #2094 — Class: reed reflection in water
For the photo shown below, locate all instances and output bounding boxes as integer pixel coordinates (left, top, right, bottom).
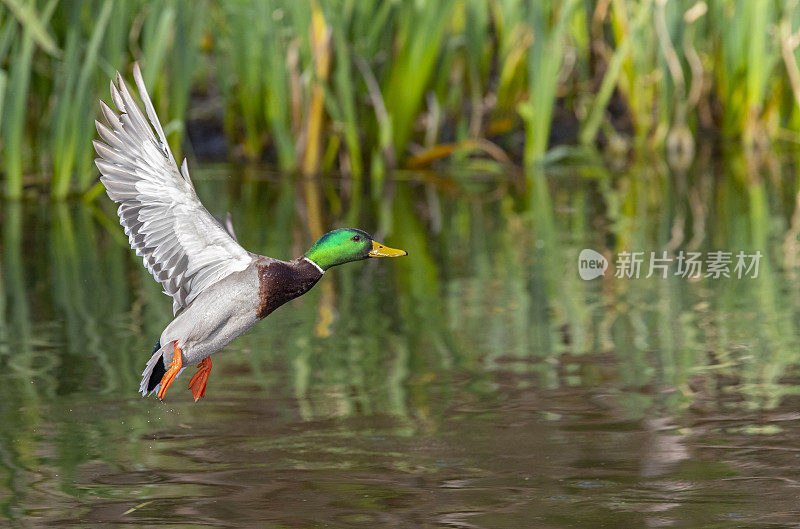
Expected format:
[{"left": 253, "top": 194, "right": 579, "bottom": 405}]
[{"left": 2, "top": 160, "right": 800, "bottom": 527}]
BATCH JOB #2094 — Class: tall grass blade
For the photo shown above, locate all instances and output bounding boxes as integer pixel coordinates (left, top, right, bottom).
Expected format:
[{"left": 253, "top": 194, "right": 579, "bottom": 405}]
[
  {"left": 0, "top": 70, "right": 6, "bottom": 129},
  {"left": 518, "top": 0, "right": 579, "bottom": 166},
  {"left": 141, "top": 4, "right": 176, "bottom": 88},
  {"left": 1, "top": 0, "right": 60, "bottom": 57},
  {"left": 164, "top": 0, "right": 207, "bottom": 154},
  {"left": 383, "top": 0, "right": 455, "bottom": 159},
  {"left": 2, "top": 0, "right": 57, "bottom": 198},
  {"left": 52, "top": 0, "right": 114, "bottom": 198},
  {"left": 580, "top": 0, "right": 650, "bottom": 146}
]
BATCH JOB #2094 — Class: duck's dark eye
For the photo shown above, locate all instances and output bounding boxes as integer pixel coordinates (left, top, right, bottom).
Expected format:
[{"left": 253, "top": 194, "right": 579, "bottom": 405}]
[{"left": 351, "top": 235, "right": 361, "bottom": 242}]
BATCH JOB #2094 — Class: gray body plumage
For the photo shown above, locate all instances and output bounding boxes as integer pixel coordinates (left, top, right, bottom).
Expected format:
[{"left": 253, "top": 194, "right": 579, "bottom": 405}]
[
  {"left": 138, "top": 264, "right": 262, "bottom": 396},
  {"left": 160, "top": 262, "right": 261, "bottom": 363}
]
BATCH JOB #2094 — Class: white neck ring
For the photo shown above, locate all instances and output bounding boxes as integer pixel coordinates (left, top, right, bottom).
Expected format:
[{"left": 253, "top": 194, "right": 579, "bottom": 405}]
[{"left": 304, "top": 257, "right": 325, "bottom": 274}]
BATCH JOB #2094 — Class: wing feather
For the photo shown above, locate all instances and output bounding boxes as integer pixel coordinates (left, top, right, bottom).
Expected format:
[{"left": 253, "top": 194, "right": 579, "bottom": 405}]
[{"left": 94, "top": 63, "right": 252, "bottom": 314}]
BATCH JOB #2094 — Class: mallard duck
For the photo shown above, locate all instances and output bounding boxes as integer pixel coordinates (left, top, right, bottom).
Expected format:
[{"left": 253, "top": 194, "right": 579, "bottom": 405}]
[{"left": 93, "top": 64, "right": 406, "bottom": 402}]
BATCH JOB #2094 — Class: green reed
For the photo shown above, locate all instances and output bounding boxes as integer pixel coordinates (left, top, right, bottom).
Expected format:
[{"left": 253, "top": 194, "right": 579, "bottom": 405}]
[
  {"left": 50, "top": 0, "right": 114, "bottom": 199},
  {"left": 5, "top": 1, "right": 800, "bottom": 197},
  {"left": 519, "top": 0, "right": 579, "bottom": 166},
  {"left": 1, "top": 0, "right": 56, "bottom": 198}
]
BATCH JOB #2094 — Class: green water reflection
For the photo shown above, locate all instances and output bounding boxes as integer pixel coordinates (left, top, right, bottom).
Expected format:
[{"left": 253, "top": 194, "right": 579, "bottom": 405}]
[{"left": 2, "top": 159, "right": 800, "bottom": 527}]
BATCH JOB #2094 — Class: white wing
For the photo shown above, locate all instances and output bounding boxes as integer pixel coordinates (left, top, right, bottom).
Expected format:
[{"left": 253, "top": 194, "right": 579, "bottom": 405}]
[{"left": 93, "top": 63, "right": 252, "bottom": 314}]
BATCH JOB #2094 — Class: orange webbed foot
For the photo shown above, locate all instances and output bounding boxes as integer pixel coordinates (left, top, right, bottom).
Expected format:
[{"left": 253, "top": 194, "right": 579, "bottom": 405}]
[
  {"left": 188, "top": 356, "right": 212, "bottom": 402},
  {"left": 157, "top": 341, "right": 183, "bottom": 401}
]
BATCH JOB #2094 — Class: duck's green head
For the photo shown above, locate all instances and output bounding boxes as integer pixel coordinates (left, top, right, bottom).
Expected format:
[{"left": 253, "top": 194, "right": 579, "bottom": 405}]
[{"left": 304, "top": 228, "right": 406, "bottom": 271}]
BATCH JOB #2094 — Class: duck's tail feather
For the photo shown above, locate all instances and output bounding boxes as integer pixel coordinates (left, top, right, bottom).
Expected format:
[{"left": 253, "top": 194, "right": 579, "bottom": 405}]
[{"left": 140, "top": 339, "right": 170, "bottom": 396}]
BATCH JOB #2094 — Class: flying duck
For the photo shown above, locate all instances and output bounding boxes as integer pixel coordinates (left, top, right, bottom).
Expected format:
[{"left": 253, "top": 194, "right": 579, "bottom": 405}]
[{"left": 93, "top": 64, "right": 406, "bottom": 401}]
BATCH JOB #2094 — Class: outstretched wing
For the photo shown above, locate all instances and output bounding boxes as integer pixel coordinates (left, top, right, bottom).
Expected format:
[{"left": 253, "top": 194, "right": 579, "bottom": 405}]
[{"left": 93, "top": 63, "right": 252, "bottom": 314}]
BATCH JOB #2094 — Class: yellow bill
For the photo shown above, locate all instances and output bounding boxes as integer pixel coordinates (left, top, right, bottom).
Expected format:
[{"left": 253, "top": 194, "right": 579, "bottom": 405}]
[{"left": 369, "top": 240, "right": 407, "bottom": 257}]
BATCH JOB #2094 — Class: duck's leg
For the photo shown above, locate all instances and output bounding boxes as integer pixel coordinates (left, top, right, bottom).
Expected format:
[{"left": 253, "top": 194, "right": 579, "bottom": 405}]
[
  {"left": 188, "top": 356, "right": 212, "bottom": 402},
  {"left": 157, "top": 341, "right": 183, "bottom": 401}
]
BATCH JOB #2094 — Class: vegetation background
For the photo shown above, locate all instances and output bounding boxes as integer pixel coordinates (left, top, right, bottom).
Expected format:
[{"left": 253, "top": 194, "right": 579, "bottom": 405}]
[{"left": 2, "top": 0, "right": 800, "bottom": 199}]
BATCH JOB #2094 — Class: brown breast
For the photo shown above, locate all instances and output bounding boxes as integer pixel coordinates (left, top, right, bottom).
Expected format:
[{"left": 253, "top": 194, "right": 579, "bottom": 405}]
[{"left": 256, "top": 258, "right": 323, "bottom": 319}]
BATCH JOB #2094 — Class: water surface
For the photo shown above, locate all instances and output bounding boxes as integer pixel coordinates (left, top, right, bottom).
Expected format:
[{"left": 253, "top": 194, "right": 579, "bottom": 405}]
[{"left": 2, "top": 163, "right": 800, "bottom": 527}]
